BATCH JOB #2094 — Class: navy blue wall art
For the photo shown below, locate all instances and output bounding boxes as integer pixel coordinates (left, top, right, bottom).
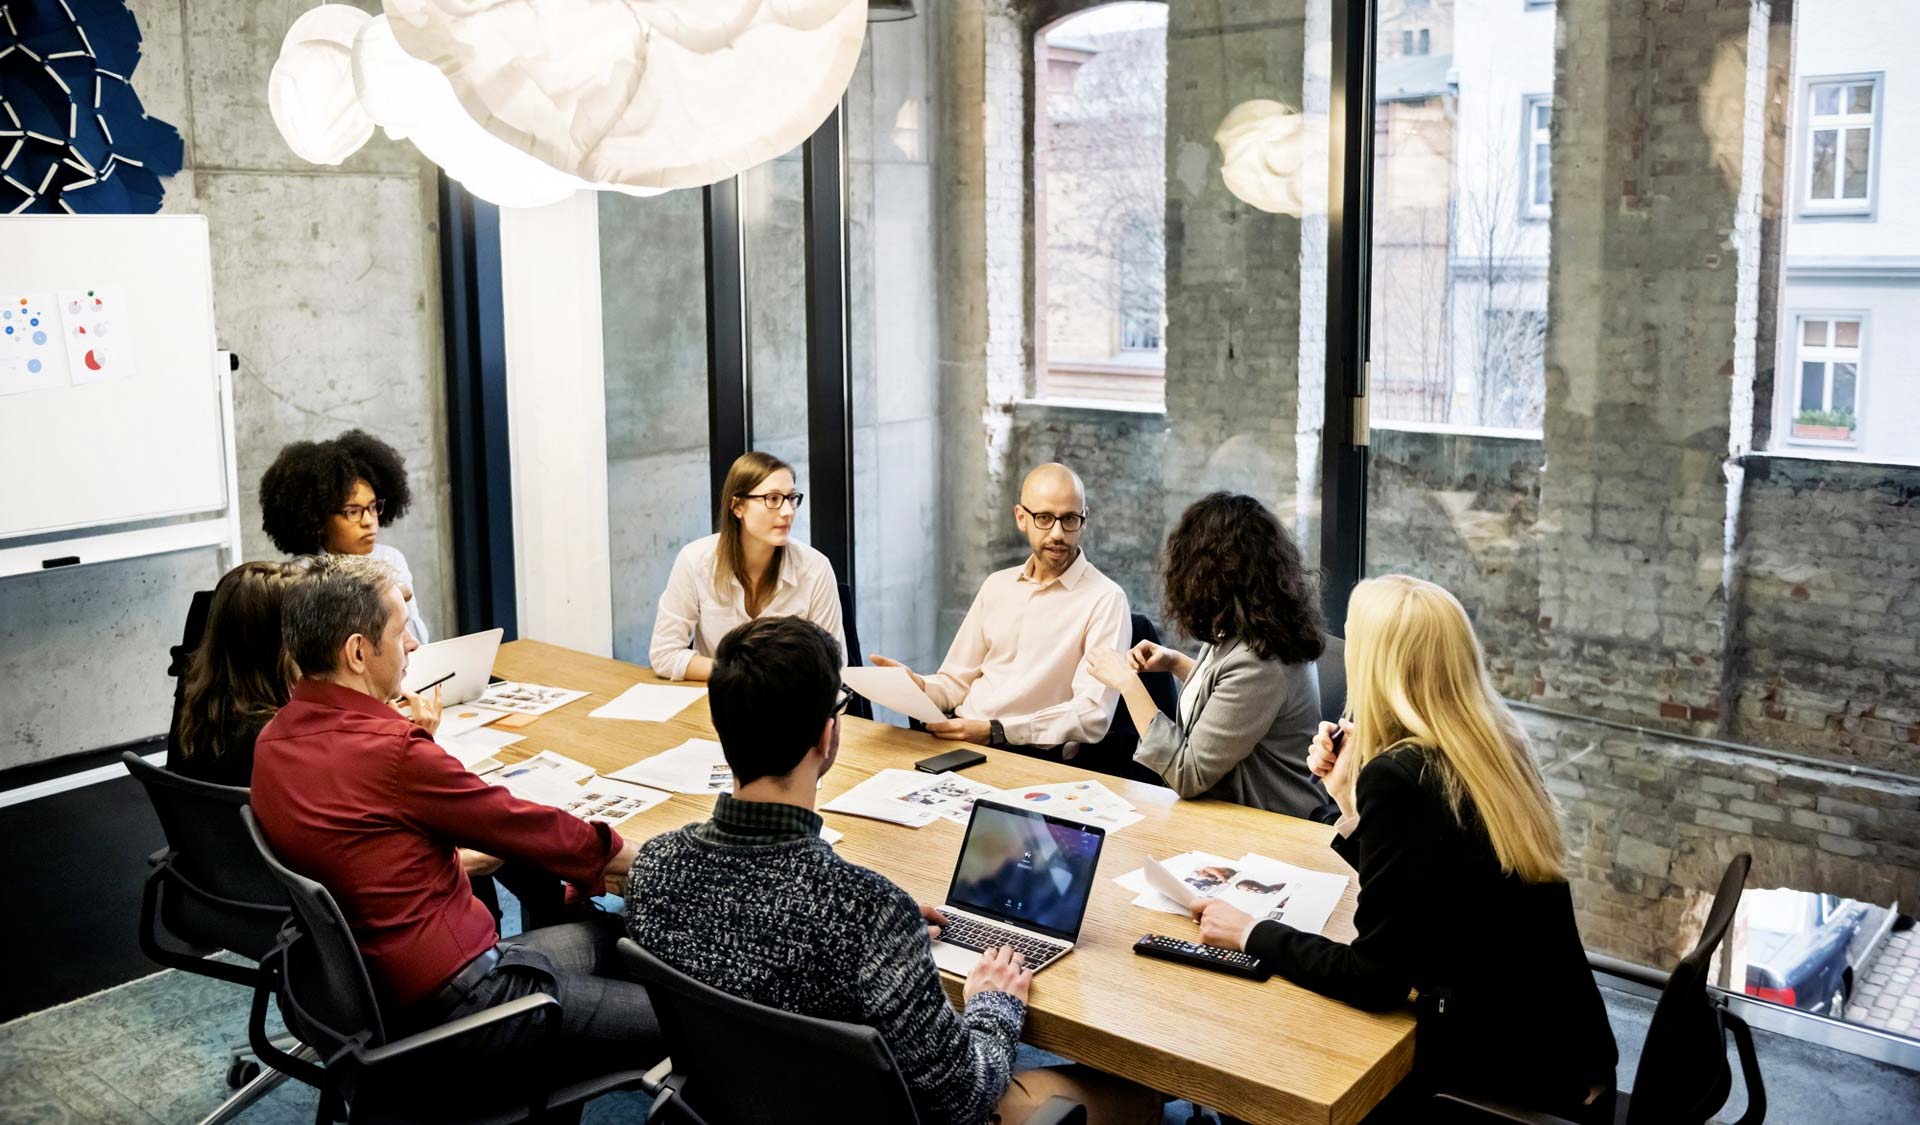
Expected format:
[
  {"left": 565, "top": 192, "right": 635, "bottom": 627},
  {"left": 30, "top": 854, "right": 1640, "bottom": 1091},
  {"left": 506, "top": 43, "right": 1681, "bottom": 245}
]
[{"left": 0, "top": 0, "right": 184, "bottom": 214}]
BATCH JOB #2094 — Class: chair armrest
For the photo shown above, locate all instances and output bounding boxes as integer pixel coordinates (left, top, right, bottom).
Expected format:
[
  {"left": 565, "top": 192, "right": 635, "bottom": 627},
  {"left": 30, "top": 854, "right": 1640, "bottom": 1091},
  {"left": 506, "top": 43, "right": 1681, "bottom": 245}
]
[
  {"left": 354, "top": 993, "right": 559, "bottom": 1067},
  {"left": 1021, "top": 1094, "right": 1087, "bottom": 1125},
  {"left": 1587, "top": 951, "right": 1669, "bottom": 992},
  {"left": 1432, "top": 1092, "right": 1579, "bottom": 1125},
  {"left": 148, "top": 846, "right": 172, "bottom": 868}
]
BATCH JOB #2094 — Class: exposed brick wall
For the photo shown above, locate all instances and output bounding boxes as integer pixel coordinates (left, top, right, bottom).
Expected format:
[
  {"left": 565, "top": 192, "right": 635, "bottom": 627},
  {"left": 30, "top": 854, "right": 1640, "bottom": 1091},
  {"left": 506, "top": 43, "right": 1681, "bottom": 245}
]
[
  {"left": 1730, "top": 457, "right": 1920, "bottom": 773},
  {"left": 1367, "top": 426, "right": 1543, "bottom": 698}
]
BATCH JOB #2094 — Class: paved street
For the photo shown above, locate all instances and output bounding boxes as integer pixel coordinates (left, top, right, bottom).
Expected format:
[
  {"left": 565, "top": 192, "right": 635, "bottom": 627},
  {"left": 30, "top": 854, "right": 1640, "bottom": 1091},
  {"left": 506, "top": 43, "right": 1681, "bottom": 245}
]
[{"left": 1848, "top": 926, "right": 1920, "bottom": 1037}]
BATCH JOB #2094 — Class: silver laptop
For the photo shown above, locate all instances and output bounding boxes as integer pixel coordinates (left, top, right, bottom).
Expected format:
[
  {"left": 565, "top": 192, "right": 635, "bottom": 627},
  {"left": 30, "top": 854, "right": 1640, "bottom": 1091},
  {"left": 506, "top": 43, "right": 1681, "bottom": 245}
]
[
  {"left": 401, "top": 627, "right": 504, "bottom": 705},
  {"left": 931, "top": 799, "right": 1107, "bottom": 976}
]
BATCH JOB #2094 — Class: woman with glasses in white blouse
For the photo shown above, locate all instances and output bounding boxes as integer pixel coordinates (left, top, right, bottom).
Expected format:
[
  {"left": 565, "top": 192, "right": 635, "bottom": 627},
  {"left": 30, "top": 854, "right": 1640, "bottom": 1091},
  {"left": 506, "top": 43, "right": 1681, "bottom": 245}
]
[{"left": 649, "top": 451, "right": 846, "bottom": 682}]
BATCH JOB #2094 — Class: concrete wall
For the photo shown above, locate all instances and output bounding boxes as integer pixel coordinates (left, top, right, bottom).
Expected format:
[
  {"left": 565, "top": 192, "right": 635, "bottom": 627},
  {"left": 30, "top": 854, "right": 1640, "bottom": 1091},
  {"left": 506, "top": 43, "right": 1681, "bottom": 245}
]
[{"left": 0, "top": 0, "right": 450, "bottom": 768}]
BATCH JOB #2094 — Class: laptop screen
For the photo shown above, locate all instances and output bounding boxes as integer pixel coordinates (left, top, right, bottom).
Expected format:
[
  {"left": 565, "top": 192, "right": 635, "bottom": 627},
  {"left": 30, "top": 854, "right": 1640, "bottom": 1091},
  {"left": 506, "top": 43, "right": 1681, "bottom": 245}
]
[{"left": 946, "top": 799, "right": 1105, "bottom": 943}]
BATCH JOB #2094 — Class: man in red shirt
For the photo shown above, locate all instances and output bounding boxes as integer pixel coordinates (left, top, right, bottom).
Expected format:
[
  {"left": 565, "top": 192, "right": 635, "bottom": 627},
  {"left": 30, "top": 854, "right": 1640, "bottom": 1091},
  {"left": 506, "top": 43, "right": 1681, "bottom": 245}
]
[{"left": 251, "top": 555, "right": 658, "bottom": 1063}]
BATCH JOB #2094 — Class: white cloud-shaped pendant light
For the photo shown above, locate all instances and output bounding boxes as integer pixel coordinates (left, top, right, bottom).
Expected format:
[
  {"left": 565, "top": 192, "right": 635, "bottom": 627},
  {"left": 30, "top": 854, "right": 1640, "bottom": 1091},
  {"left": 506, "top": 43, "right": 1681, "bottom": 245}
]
[
  {"left": 1215, "top": 99, "right": 1309, "bottom": 217},
  {"left": 382, "top": 0, "right": 870, "bottom": 191},
  {"left": 269, "top": 5, "right": 376, "bottom": 165}
]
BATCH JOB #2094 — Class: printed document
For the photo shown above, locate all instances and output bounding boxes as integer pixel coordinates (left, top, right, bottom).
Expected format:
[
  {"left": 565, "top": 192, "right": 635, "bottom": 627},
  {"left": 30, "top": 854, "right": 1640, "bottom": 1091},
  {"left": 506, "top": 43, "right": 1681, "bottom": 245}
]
[
  {"left": 841, "top": 665, "right": 948, "bottom": 724},
  {"left": 589, "top": 682, "right": 707, "bottom": 723},
  {"left": 607, "top": 739, "right": 733, "bottom": 794}
]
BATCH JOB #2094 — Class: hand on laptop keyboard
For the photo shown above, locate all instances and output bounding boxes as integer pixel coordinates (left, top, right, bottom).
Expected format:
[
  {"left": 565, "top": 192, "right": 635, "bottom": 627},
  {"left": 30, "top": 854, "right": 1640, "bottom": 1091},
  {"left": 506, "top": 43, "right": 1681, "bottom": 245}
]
[
  {"left": 939, "top": 912, "right": 1067, "bottom": 971},
  {"left": 961, "top": 942, "right": 1035, "bottom": 1004}
]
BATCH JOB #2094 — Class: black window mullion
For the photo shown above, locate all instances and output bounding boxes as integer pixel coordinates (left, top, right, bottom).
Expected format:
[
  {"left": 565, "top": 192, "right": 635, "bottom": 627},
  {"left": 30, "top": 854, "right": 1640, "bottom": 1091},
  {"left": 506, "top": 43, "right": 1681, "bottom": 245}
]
[
  {"left": 802, "top": 105, "right": 856, "bottom": 589},
  {"left": 704, "top": 178, "right": 751, "bottom": 522}
]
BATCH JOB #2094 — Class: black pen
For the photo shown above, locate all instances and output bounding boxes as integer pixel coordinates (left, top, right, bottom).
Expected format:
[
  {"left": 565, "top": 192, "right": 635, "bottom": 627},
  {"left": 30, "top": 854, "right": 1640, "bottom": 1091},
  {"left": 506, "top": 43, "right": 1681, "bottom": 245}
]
[{"left": 399, "top": 670, "right": 455, "bottom": 701}]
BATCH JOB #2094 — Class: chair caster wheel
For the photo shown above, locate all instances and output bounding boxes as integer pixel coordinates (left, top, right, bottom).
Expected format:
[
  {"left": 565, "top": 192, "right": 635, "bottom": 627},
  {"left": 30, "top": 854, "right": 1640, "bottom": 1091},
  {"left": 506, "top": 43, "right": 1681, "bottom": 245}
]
[{"left": 227, "top": 1058, "right": 261, "bottom": 1088}]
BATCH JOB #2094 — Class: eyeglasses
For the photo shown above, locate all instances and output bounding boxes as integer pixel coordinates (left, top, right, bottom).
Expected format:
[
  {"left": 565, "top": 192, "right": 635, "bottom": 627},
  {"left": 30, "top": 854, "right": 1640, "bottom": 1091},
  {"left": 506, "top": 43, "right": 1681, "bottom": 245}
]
[
  {"left": 740, "top": 491, "right": 805, "bottom": 511},
  {"left": 831, "top": 685, "right": 854, "bottom": 718},
  {"left": 1018, "top": 504, "right": 1086, "bottom": 532},
  {"left": 337, "top": 498, "right": 386, "bottom": 524}
]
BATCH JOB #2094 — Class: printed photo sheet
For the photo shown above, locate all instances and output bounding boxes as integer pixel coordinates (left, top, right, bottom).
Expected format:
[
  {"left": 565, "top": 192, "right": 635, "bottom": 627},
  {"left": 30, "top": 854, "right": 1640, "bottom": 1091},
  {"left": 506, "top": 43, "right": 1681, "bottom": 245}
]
[
  {"left": 474, "top": 682, "right": 590, "bottom": 716},
  {"left": 1114, "top": 850, "right": 1349, "bottom": 937},
  {"left": 607, "top": 739, "right": 734, "bottom": 794}
]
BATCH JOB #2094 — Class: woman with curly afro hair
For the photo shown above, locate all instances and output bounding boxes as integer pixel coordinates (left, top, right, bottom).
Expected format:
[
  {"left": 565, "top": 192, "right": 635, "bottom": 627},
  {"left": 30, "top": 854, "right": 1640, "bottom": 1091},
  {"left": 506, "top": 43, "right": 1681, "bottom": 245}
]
[
  {"left": 258, "top": 429, "right": 429, "bottom": 643},
  {"left": 1084, "top": 492, "right": 1332, "bottom": 819}
]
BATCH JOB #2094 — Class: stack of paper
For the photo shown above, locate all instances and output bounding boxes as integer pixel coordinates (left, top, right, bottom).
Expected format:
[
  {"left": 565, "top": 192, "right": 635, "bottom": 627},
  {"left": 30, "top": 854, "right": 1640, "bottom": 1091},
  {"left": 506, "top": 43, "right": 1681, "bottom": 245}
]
[
  {"left": 559, "top": 777, "right": 673, "bottom": 824},
  {"left": 607, "top": 739, "right": 733, "bottom": 794},
  {"left": 991, "top": 779, "right": 1142, "bottom": 833},
  {"left": 474, "top": 682, "right": 590, "bottom": 716},
  {"left": 589, "top": 682, "right": 707, "bottom": 723},
  {"left": 1113, "top": 850, "right": 1348, "bottom": 937},
  {"left": 822, "top": 769, "right": 992, "bottom": 828},
  {"left": 492, "top": 750, "right": 597, "bottom": 806}
]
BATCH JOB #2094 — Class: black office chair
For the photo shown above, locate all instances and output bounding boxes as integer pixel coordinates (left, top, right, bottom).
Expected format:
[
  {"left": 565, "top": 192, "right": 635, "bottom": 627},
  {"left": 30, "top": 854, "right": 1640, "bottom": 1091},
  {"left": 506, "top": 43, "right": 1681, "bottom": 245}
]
[
  {"left": 1316, "top": 633, "right": 1346, "bottom": 726},
  {"left": 238, "top": 808, "right": 667, "bottom": 1123},
  {"left": 837, "top": 580, "right": 875, "bottom": 720},
  {"left": 1434, "top": 853, "right": 1765, "bottom": 1125},
  {"left": 616, "top": 938, "right": 1085, "bottom": 1125},
  {"left": 123, "top": 751, "right": 312, "bottom": 1124},
  {"left": 1073, "top": 613, "right": 1179, "bottom": 784}
]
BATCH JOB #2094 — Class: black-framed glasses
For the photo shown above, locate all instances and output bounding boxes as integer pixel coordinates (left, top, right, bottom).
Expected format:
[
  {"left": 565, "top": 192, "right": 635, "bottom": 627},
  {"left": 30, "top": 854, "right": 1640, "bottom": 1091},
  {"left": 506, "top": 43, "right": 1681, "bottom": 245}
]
[
  {"left": 831, "top": 685, "right": 854, "bottom": 718},
  {"left": 1018, "top": 504, "right": 1086, "bottom": 532},
  {"left": 337, "top": 498, "right": 386, "bottom": 523},
  {"left": 740, "top": 491, "right": 805, "bottom": 511}
]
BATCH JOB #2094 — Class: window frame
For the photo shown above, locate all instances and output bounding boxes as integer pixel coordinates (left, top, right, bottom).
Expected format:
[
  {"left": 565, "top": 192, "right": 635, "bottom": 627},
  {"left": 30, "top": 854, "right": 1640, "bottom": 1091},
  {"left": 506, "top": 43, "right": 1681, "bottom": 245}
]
[
  {"left": 1521, "top": 94, "right": 1553, "bottom": 222},
  {"left": 1797, "top": 73, "right": 1883, "bottom": 218},
  {"left": 1784, "top": 310, "right": 1868, "bottom": 449}
]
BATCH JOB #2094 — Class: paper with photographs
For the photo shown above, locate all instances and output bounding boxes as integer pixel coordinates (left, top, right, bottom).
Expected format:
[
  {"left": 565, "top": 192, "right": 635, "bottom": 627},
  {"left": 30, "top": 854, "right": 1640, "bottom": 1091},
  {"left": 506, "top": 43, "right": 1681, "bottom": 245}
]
[
  {"left": 560, "top": 778, "right": 673, "bottom": 825},
  {"left": 439, "top": 705, "right": 509, "bottom": 739},
  {"left": 821, "top": 768, "right": 954, "bottom": 827},
  {"left": 442, "top": 727, "right": 525, "bottom": 770},
  {"left": 473, "top": 682, "right": 590, "bottom": 716},
  {"left": 1114, "top": 850, "right": 1348, "bottom": 937},
  {"left": 606, "top": 739, "right": 733, "bottom": 794},
  {"left": 493, "top": 750, "right": 597, "bottom": 805}
]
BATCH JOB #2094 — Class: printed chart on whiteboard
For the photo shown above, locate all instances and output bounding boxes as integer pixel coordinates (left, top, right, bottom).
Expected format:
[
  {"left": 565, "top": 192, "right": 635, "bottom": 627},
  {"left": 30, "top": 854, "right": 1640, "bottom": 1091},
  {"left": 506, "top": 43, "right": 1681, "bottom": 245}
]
[{"left": 0, "top": 288, "right": 134, "bottom": 396}]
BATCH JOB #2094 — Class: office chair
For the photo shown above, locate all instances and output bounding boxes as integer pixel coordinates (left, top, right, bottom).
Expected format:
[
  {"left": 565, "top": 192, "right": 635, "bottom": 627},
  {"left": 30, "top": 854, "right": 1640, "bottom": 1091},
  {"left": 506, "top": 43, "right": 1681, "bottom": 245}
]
[
  {"left": 1072, "top": 612, "right": 1179, "bottom": 784},
  {"left": 123, "top": 751, "right": 313, "bottom": 1125},
  {"left": 1433, "top": 853, "right": 1765, "bottom": 1125},
  {"left": 837, "top": 580, "right": 875, "bottom": 720},
  {"left": 616, "top": 938, "right": 1086, "bottom": 1125},
  {"left": 1316, "top": 634, "right": 1346, "bottom": 726},
  {"left": 239, "top": 808, "right": 669, "bottom": 1124}
]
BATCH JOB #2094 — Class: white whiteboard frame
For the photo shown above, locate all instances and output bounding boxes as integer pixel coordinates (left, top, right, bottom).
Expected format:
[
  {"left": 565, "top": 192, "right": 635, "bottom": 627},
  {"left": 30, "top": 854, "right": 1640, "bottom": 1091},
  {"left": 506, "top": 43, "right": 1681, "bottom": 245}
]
[{"left": 0, "top": 348, "right": 241, "bottom": 579}]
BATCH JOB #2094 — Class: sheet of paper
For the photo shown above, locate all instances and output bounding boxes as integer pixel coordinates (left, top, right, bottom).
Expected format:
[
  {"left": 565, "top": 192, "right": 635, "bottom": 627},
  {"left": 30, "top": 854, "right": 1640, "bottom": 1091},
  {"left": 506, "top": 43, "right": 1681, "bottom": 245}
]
[
  {"left": 0, "top": 292, "right": 67, "bottom": 397},
  {"left": 819, "top": 826, "right": 843, "bottom": 845},
  {"left": 606, "top": 739, "right": 733, "bottom": 794},
  {"left": 993, "top": 779, "right": 1142, "bottom": 832},
  {"left": 473, "top": 682, "right": 590, "bottom": 716},
  {"left": 442, "top": 727, "right": 525, "bottom": 769},
  {"left": 822, "top": 768, "right": 947, "bottom": 827},
  {"left": 1144, "top": 855, "right": 1201, "bottom": 912},
  {"left": 494, "top": 771, "right": 581, "bottom": 809},
  {"left": 1116, "top": 850, "right": 1243, "bottom": 917},
  {"left": 438, "top": 705, "right": 508, "bottom": 739},
  {"left": 56, "top": 288, "right": 132, "bottom": 384},
  {"left": 841, "top": 665, "right": 948, "bottom": 724},
  {"left": 1116, "top": 850, "right": 1350, "bottom": 935},
  {"left": 492, "top": 750, "right": 596, "bottom": 793},
  {"left": 560, "top": 778, "right": 673, "bottom": 825},
  {"left": 589, "top": 681, "right": 707, "bottom": 723}
]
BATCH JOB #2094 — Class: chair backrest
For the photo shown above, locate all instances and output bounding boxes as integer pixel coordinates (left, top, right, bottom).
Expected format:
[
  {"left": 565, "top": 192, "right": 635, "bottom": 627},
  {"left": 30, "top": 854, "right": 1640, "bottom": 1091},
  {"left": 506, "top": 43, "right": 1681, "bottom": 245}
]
[
  {"left": 122, "top": 751, "right": 289, "bottom": 960},
  {"left": 239, "top": 806, "right": 389, "bottom": 1053},
  {"left": 837, "top": 580, "right": 874, "bottom": 721},
  {"left": 616, "top": 938, "right": 921, "bottom": 1124},
  {"left": 1316, "top": 633, "right": 1346, "bottom": 725},
  {"left": 1624, "top": 853, "right": 1752, "bottom": 1125}
]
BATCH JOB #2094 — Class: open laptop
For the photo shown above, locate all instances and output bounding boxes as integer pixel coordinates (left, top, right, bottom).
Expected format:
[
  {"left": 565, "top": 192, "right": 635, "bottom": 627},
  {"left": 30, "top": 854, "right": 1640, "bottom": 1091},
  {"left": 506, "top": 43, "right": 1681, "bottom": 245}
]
[
  {"left": 930, "top": 798, "right": 1106, "bottom": 976},
  {"left": 401, "top": 627, "right": 504, "bottom": 704}
]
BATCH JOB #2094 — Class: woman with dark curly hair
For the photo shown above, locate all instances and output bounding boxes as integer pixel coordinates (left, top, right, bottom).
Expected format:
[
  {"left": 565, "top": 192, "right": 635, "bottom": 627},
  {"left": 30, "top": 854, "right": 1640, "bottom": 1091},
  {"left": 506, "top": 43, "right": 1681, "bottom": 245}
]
[
  {"left": 258, "top": 429, "right": 428, "bottom": 643},
  {"left": 1086, "top": 492, "right": 1331, "bottom": 818}
]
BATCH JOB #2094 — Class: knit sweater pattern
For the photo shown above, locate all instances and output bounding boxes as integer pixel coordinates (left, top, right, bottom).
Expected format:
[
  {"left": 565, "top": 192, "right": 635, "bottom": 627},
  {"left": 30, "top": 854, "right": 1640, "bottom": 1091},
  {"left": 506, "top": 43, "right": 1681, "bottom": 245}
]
[{"left": 624, "top": 798, "right": 1025, "bottom": 1125}]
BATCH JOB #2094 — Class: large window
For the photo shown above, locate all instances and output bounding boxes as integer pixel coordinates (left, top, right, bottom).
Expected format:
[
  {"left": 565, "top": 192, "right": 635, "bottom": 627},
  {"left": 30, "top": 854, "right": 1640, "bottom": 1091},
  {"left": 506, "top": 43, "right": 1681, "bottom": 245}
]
[
  {"left": 1801, "top": 75, "right": 1880, "bottom": 214},
  {"left": 1788, "top": 315, "right": 1863, "bottom": 445}
]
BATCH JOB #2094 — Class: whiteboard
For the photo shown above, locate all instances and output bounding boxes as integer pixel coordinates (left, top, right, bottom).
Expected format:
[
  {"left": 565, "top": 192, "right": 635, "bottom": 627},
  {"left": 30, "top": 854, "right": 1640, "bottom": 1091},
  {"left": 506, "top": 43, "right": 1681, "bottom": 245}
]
[{"left": 0, "top": 215, "right": 227, "bottom": 539}]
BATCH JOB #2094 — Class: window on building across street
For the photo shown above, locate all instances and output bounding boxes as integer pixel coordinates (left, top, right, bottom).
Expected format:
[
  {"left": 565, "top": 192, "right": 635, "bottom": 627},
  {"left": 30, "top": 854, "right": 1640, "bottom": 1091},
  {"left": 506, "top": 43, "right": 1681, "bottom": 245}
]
[
  {"left": 1788, "top": 316, "right": 1863, "bottom": 446},
  {"left": 1523, "top": 95, "right": 1552, "bottom": 219},
  {"left": 1419, "top": 28, "right": 1431, "bottom": 54},
  {"left": 1035, "top": 3, "right": 1168, "bottom": 407},
  {"left": 1801, "top": 76, "right": 1880, "bottom": 214}
]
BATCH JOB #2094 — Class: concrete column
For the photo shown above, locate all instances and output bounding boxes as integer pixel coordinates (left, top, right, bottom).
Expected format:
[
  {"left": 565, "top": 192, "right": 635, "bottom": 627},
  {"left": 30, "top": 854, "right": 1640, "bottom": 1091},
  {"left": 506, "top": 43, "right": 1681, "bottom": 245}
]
[{"left": 1537, "top": 0, "right": 1775, "bottom": 731}]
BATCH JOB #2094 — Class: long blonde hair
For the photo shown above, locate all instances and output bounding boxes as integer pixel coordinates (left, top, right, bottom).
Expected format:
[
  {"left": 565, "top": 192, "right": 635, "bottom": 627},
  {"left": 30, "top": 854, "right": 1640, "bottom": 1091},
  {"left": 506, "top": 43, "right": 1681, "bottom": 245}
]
[
  {"left": 715, "top": 451, "right": 792, "bottom": 617},
  {"left": 1343, "top": 575, "right": 1566, "bottom": 882}
]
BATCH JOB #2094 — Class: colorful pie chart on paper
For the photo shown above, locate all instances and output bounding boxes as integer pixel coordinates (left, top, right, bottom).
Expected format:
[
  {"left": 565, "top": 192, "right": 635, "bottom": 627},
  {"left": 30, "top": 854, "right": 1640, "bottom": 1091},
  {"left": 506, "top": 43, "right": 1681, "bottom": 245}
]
[{"left": 1022, "top": 792, "right": 1053, "bottom": 802}]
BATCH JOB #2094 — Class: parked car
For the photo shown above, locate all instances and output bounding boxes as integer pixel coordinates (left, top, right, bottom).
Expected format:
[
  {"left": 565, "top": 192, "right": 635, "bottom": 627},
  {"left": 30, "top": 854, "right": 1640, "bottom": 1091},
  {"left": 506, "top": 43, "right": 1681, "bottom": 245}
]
[{"left": 1743, "top": 888, "right": 1870, "bottom": 1016}]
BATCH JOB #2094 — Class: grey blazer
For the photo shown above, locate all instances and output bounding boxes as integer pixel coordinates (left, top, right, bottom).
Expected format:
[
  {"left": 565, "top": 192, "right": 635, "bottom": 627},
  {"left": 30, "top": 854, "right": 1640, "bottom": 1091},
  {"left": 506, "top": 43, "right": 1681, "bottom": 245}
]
[{"left": 1132, "top": 639, "right": 1332, "bottom": 820}]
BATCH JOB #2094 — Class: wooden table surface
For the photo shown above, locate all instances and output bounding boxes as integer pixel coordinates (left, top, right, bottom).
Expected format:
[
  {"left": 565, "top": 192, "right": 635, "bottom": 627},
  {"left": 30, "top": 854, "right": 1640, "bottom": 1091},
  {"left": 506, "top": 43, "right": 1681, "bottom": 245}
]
[{"left": 489, "top": 640, "right": 1414, "bottom": 1125}]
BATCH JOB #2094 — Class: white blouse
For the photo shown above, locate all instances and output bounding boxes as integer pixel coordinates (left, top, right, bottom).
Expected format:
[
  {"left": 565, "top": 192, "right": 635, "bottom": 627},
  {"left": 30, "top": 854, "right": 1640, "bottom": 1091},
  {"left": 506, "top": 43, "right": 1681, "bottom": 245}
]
[
  {"left": 370, "top": 542, "right": 429, "bottom": 645},
  {"left": 648, "top": 533, "right": 846, "bottom": 680}
]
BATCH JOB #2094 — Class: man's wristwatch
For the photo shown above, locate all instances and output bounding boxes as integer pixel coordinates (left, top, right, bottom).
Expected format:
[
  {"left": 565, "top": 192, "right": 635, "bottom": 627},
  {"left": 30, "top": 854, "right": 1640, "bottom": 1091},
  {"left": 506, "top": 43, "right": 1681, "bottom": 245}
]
[{"left": 988, "top": 720, "right": 1008, "bottom": 749}]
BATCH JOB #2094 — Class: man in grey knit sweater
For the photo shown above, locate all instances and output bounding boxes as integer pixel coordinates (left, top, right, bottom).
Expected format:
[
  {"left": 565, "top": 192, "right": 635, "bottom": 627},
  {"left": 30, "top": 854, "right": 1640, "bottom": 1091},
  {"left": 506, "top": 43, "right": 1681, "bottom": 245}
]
[{"left": 624, "top": 617, "right": 1160, "bottom": 1125}]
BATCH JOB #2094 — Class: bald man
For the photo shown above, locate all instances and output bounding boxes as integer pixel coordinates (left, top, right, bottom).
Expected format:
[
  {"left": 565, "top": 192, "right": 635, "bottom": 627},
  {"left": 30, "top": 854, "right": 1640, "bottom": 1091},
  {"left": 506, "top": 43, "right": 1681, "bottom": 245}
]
[{"left": 873, "top": 464, "right": 1130, "bottom": 753}]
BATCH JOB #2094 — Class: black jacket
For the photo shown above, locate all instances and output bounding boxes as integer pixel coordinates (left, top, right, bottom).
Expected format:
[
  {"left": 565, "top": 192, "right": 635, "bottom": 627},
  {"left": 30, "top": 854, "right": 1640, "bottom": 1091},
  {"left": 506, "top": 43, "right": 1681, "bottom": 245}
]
[{"left": 1247, "top": 745, "right": 1617, "bottom": 1111}]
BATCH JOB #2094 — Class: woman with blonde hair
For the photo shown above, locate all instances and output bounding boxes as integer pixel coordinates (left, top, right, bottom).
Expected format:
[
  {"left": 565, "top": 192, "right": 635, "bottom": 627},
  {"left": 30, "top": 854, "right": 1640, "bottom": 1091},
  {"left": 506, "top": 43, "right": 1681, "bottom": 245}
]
[
  {"left": 649, "top": 451, "right": 845, "bottom": 681},
  {"left": 1194, "top": 575, "right": 1616, "bottom": 1120}
]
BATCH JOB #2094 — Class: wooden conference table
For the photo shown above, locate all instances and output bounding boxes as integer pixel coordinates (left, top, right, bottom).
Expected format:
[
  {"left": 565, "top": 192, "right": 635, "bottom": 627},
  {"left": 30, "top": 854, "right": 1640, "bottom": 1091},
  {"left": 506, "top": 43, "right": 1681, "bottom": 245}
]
[{"left": 490, "top": 640, "right": 1414, "bottom": 1125}]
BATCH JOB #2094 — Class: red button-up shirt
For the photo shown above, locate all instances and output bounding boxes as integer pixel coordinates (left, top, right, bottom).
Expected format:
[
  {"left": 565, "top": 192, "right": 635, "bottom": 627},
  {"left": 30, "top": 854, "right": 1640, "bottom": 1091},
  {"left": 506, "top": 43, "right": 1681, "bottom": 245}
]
[{"left": 250, "top": 680, "right": 623, "bottom": 1009}]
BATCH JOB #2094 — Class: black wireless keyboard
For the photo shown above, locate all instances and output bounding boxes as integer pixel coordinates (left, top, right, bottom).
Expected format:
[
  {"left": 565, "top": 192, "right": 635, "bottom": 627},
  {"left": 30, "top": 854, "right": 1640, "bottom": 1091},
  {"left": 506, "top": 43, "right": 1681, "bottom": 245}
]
[{"left": 1132, "top": 934, "right": 1271, "bottom": 981}]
